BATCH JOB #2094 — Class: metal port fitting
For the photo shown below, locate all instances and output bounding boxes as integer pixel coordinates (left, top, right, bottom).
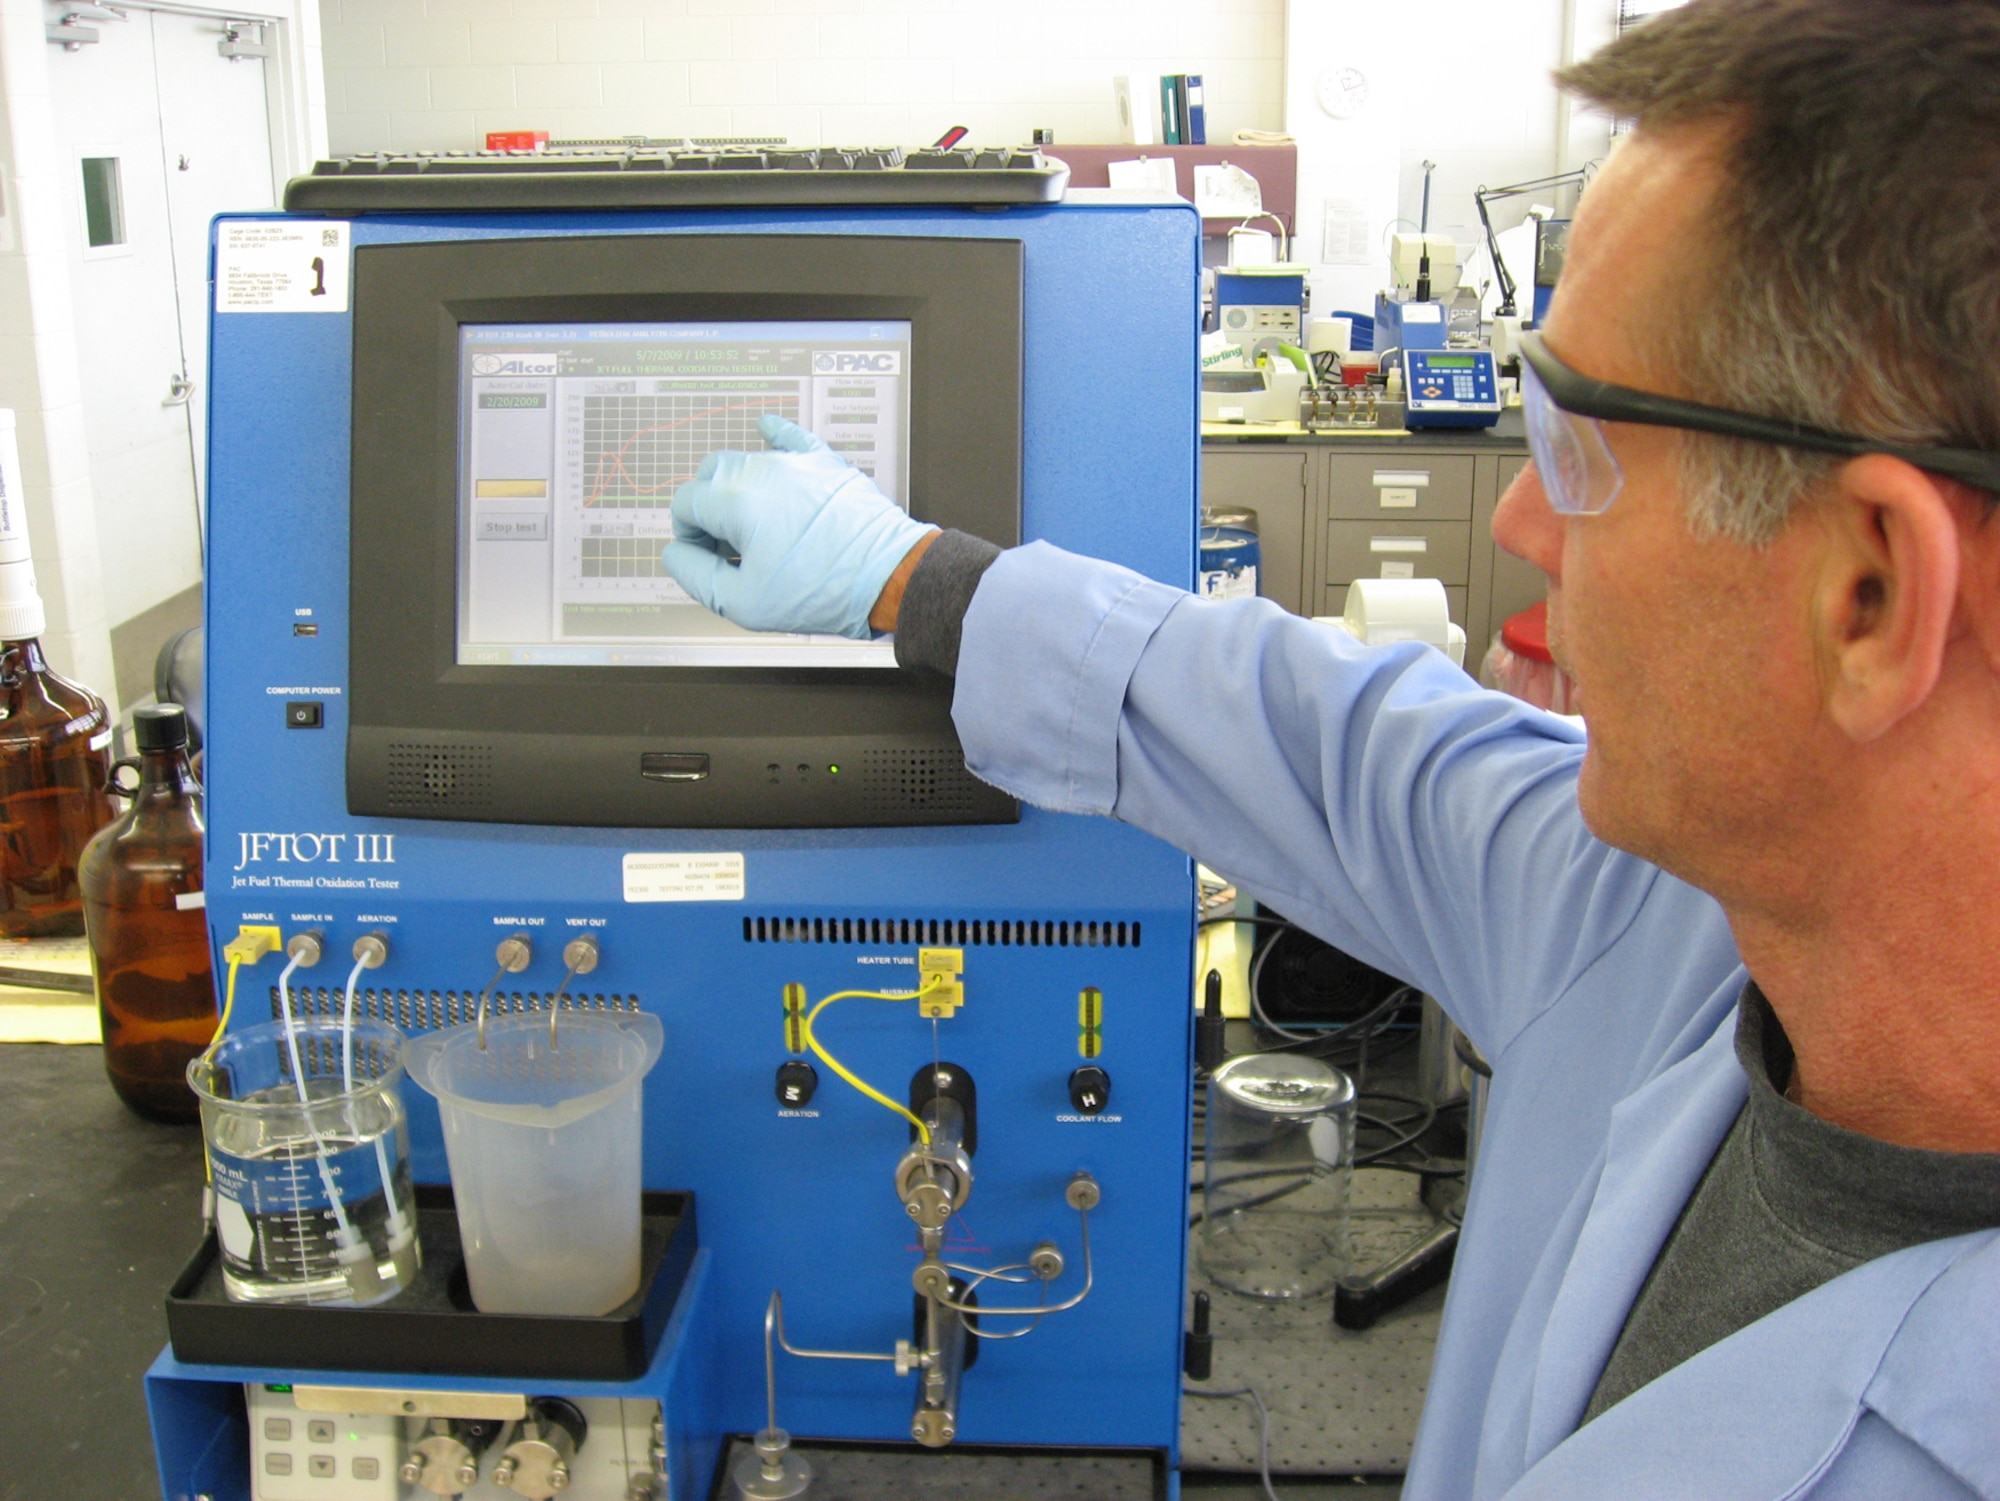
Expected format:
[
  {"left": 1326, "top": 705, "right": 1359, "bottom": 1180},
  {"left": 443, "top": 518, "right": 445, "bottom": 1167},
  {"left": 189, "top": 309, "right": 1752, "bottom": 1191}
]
[
  {"left": 351, "top": 931, "right": 390, "bottom": 968},
  {"left": 495, "top": 933, "right": 533, "bottom": 972},
  {"left": 1029, "top": 1241, "right": 1065, "bottom": 1281},
  {"left": 911, "top": 1262, "right": 952, "bottom": 1299},
  {"left": 1065, "top": 1171, "right": 1101, "bottom": 1212},
  {"left": 285, "top": 929, "right": 324, "bottom": 967},
  {"left": 562, "top": 935, "right": 600, "bottom": 974}
]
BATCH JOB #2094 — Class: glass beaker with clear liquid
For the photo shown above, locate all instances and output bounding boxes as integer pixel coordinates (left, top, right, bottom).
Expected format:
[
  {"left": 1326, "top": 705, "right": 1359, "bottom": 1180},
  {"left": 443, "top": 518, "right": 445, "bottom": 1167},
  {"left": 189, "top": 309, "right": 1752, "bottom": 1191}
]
[
  {"left": 187, "top": 1017, "right": 420, "bottom": 1306},
  {"left": 1201, "top": 1052, "right": 1356, "bottom": 1300}
]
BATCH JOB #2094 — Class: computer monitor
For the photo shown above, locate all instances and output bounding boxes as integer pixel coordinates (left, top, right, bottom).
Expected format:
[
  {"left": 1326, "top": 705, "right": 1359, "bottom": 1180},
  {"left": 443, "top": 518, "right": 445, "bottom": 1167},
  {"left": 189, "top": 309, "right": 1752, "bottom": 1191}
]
[{"left": 346, "top": 232, "right": 1022, "bottom": 828}]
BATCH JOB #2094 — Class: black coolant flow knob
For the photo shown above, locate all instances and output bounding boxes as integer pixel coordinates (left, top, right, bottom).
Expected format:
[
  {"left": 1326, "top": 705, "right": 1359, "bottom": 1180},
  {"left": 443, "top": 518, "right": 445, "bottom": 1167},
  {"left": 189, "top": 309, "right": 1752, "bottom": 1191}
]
[
  {"left": 776, "top": 1060, "right": 818, "bottom": 1108},
  {"left": 1068, "top": 1065, "right": 1111, "bottom": 1115}
]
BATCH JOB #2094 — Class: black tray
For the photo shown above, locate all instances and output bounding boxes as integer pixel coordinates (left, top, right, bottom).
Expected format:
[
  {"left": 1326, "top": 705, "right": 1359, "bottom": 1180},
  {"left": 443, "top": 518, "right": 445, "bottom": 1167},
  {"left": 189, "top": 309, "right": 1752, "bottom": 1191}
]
[
  {"left": 707, "top": 1437, "right": 1169, "bottom": 1500},
  {"left": 165, "top": 1186, "right": 695, "bottom": 1382}
]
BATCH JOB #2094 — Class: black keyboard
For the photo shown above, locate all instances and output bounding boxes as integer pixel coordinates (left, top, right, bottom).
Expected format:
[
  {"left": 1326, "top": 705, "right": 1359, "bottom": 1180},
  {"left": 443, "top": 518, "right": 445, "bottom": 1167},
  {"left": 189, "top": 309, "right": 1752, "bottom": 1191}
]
[{"left": 284, "top": 146, "right": 1068, "bottom": 213}]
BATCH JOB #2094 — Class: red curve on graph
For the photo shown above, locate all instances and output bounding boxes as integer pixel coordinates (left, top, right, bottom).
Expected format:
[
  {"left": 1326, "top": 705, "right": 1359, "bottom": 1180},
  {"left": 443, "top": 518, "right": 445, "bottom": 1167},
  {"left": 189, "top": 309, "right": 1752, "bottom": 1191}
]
[{"left": 582, "top": 398, "right": 796, "bottom": 507}]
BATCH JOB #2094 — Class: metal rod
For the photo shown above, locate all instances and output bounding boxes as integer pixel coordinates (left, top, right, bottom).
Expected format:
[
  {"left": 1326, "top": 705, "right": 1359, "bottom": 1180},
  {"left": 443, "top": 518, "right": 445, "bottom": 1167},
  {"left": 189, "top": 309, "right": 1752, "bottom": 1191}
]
[
  {"left": 763, "top": 1293, "right": 780, "bottom": 1434},
  {"left": 474, "top": 965, "right": 505, "bottom": 1050},
  {"left": 546, "top": 962, "right": 579, "bottom": 1049},
  {"left": 767, "top": 1290, "right": 902, "bottom": 1363},
  {"left": 934, "top": 1207, "right": 1095, "bottom": 1318}
]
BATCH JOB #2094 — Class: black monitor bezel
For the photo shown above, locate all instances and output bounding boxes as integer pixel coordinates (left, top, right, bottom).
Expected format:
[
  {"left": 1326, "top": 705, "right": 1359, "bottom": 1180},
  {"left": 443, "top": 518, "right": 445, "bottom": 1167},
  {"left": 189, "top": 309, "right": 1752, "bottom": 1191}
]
[{"left": 346, "top": 232, "right": 1022, "bottom": 828}]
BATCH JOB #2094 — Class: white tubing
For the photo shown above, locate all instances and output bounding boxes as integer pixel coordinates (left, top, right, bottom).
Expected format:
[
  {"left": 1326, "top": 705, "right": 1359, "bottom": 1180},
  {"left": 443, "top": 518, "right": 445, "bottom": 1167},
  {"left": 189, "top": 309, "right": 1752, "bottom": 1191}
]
[{"left": 277, "top": 952, "right": 356, "bottom": 1240}]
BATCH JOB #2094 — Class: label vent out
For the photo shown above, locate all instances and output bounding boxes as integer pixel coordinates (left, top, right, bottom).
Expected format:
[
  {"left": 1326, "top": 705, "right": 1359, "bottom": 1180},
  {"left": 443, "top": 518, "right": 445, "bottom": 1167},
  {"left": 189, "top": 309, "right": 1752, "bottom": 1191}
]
[
  {"left": 270, "top": 986, "right": 640, "bottom": 1035},
  {"left": 743, "top": 916, "right": 1141, "bottom": 949},
  {"left": 861, "top": 748, "right": 981, "bottom": 813},
  {"left": 386, "top": 743, "right": 494, "bottom": 808}
]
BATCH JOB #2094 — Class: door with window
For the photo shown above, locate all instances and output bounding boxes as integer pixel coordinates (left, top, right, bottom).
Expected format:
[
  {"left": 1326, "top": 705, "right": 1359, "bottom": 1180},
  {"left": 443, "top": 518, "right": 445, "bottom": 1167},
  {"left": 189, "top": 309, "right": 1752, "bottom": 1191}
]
[{"left": 47, "top": 8, "right": 277, "bottom": 639}]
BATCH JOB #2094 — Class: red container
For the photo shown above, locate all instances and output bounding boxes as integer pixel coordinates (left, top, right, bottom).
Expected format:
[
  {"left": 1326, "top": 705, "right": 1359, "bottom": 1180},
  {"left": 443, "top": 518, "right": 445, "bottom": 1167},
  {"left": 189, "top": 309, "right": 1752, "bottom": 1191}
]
[{"left": 1480, "top": 601, "right": 1581, "bottom": 714}]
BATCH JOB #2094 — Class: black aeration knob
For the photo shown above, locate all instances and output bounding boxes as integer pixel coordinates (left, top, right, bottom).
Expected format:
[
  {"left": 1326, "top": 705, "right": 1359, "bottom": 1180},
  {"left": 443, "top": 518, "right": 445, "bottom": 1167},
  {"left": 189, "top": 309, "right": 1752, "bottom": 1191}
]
[
  {"left": 1068, "top": 1065, "right": 1110, "bottom": 1115},
  {"left": 776, "top": 1060, "right": 818, "bottom": 1108}
]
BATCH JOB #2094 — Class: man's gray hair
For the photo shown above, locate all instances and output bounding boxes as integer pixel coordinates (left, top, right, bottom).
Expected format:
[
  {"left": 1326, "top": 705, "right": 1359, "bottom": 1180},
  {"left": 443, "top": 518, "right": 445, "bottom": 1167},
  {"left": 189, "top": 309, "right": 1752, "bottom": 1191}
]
[{"left": 1558, "top": 0, "right": 2000, "bottom": 543}]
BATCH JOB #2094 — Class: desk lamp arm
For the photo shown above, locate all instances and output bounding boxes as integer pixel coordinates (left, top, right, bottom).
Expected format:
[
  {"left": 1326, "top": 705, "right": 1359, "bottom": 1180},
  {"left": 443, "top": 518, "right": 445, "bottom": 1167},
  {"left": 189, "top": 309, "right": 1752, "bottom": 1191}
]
[{"left": 1474, "top": 169, "right": 1592, "bottom": 320}]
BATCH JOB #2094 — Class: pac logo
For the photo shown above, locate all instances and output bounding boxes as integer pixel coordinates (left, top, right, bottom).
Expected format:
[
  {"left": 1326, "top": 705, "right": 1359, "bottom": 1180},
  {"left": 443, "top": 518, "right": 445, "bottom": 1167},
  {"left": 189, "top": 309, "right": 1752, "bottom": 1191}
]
[{"left": 813, "top": 351, "right": 900, "bottom": 374}]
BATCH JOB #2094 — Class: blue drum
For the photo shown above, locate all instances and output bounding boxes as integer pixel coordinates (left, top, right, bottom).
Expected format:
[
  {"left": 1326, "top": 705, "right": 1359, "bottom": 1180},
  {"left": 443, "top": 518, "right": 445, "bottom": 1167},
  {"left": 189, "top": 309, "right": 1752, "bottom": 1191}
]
[{"left": 1199, "top": 507, "right": 1261, "bottom": 600}]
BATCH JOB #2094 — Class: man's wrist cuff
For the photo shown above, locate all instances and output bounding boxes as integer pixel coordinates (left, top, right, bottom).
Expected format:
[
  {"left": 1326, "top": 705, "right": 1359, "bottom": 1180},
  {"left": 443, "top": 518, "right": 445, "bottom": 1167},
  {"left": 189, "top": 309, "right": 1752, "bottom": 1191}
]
[{"left": 892, "top": 529, "right": 1004, "bottom": 675}]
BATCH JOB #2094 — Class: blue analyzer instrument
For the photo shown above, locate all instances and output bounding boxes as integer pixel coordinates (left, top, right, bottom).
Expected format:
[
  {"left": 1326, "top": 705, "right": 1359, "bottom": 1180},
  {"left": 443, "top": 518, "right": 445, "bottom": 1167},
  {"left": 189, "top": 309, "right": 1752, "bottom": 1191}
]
[
  {"left": 146, "top": 157, "right": 1200, "bottom": 1501},
  {"left": 1401, "top": 348, "right": 1504, "bottom": 430}
]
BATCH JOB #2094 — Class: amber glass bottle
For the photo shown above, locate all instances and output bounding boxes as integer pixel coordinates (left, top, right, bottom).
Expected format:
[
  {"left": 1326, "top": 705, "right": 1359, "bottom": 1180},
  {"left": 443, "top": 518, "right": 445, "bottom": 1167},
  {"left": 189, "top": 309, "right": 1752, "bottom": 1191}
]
[
  {"left": 0, "top": 637, "right": 116, "bottom": 936},
  {"left": 80, "top": 704, "right": 211, "bottom": 1122}
]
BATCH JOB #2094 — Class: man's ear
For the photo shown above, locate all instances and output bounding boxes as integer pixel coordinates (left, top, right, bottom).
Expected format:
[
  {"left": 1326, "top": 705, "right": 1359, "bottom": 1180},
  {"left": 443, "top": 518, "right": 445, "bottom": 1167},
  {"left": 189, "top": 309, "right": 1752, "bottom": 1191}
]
[{"left": 1815, "top": 455, "right": 1962, "bottom": 743}]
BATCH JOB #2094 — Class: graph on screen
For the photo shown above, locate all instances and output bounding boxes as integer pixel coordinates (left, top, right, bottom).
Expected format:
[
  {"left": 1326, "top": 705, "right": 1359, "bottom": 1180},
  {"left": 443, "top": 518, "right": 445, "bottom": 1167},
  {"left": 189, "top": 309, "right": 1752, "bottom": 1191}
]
[{"left": 580, "top": 387, "right": 801, "bottom": 509}]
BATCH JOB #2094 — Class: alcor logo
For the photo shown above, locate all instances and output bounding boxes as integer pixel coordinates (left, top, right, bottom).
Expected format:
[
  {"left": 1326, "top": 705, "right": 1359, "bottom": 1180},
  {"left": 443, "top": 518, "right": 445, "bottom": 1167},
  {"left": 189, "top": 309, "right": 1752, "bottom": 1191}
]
[
  {"left": 812, "top": 351, "right": 900, "bottom": 374},
  {"left": 470, "top": 353, "right": 561, "bottom": 377},
  {"left": 235, "top": 832, "right": 396, "bottom": 871}
]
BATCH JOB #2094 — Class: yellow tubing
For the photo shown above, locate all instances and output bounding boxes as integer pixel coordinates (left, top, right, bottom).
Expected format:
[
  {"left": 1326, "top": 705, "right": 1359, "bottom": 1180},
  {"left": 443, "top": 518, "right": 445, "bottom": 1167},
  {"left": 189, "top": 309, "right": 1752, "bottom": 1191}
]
[{"left": 799, "top": 979, "right": 944, "bottom": 1144}]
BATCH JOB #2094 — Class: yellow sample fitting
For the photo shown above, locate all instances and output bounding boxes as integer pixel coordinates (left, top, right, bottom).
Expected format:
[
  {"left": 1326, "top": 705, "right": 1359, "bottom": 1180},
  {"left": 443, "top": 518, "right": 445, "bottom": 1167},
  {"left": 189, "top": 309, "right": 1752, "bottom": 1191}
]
[{"left": 917, "top": 948, "right": 964, "bottom": 1018}]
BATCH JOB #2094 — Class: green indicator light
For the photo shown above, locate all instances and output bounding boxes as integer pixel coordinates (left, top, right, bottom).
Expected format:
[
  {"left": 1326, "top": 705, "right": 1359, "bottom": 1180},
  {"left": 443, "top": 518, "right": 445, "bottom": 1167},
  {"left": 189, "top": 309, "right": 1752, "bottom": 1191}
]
[{"left": 828, "top": 765, "right": 840, "bottom": 775}]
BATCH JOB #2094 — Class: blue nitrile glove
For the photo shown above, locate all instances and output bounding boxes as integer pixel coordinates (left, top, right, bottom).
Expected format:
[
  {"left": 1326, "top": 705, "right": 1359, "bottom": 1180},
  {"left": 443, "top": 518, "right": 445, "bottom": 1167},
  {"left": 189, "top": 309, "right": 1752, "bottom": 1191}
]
[{"left": 662, "top": 414, "right": 935, "bottom": 640}]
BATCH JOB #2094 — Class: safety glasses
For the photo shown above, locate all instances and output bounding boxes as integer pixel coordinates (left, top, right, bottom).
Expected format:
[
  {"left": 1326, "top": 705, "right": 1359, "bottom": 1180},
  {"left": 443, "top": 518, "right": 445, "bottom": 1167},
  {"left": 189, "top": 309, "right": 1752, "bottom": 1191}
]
[{"left": 1517, "top": 330, "right": 2000, "bottom": 516}]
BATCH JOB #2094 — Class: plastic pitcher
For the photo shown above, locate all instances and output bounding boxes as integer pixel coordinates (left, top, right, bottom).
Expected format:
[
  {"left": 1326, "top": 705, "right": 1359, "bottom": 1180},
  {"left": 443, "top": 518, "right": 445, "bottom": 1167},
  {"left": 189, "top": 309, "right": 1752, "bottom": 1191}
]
[{"left": 404, "top": 1009, "right": 663, "bottom": 1316}]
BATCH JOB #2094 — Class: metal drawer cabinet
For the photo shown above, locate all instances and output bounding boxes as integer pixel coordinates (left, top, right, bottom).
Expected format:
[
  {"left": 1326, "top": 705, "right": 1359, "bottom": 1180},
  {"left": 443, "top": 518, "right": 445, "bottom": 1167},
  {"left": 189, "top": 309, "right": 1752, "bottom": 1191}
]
[
  {"left": 1324, "top": 519, "right": 1472, "bottom": 587},
  {"left": 1324, "top": 454, "right": 1476, "bottom": 522}
]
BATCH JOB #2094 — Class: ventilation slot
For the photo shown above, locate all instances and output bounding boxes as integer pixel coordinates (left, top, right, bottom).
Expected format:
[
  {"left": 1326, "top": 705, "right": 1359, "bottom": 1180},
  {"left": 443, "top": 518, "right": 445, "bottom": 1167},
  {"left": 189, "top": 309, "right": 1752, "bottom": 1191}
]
[
  {"left": 269, "top": 986, "right": 640, "bottom": 1035},
  {"left": 386, "top": 744, "right": 495, "bottom": 809},
  {"left": 860, "top": 748, "right": 981, "bottom": 814},
  {"left": 740, "top": 916, "right": 1141, "bottom": 949}
]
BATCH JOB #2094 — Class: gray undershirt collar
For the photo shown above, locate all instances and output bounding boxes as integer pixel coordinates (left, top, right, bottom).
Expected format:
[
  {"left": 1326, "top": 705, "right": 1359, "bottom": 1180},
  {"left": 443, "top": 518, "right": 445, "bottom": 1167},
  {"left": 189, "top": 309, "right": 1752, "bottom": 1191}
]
[{"left": 1583, "top": 984, "right": 2000, "bottom": 1421}]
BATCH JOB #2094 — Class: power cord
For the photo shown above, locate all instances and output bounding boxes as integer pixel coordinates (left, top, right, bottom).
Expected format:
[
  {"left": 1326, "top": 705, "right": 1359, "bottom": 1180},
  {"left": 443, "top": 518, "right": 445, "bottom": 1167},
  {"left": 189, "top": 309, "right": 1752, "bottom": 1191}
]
[{"left": 1183, "top": 1386, "right": 1283, "bottom": 1501}]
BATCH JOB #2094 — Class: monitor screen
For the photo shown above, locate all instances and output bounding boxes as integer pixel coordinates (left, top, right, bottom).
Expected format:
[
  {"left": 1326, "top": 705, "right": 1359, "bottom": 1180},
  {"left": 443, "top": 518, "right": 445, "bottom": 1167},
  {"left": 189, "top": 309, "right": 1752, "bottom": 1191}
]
[{"left": 458, "top": 320, "right": 912, "bottom": 669}]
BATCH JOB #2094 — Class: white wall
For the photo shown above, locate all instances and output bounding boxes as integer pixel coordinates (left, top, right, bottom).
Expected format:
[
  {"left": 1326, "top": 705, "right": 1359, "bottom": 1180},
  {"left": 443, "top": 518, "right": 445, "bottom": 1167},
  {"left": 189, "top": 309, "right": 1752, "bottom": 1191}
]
[
  {"left": 319, "top": 0, "right": 1288, "bottom": 156},
  {"left": 0, "top": 0, "right": 119, "bottom": 692},
  {"left": 0, "top": 0, "right": 326, "bottom": 702},
  {"left": 1286, "top": 0, "right": 1614, "bottom": 318}
]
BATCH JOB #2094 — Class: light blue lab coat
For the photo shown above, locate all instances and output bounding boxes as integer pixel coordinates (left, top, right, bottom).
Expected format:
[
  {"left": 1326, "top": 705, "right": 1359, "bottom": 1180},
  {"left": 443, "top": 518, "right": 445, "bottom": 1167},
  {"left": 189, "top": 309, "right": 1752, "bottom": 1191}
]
[{"left": 955, "top": 542, "right": 2000, "bottom": 1501}]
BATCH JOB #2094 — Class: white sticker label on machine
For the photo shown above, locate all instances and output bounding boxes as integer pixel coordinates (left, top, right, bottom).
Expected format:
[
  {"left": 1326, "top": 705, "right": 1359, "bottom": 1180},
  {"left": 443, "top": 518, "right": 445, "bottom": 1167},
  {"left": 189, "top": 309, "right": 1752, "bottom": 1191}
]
[
  {"left": 216, "top": 221, "right": 351, "bottom": 313},
  {"left": 622, "top": 852, "right": 746, "bottom": 902}
]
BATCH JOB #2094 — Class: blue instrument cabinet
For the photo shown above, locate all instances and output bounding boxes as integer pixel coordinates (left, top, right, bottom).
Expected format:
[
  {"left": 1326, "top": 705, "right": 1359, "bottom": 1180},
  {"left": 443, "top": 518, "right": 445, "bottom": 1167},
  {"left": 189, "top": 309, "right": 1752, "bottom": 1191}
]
[{"left": 149, "top": 190, "right": 1201, "bottom": 1500}]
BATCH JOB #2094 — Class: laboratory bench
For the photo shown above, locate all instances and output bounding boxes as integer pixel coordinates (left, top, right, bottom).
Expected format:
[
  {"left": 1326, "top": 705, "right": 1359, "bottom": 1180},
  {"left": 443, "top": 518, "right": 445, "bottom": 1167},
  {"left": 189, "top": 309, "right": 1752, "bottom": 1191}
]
[
  {"left": 0, "top": 1042, "right": 207, "bottom": 1501},
  {"left": 2, "top": 1039, "right": 1422, "bottom": 1500},
  {"left": 1203, "top": 410, "right": 1542, "bottom": 655}
]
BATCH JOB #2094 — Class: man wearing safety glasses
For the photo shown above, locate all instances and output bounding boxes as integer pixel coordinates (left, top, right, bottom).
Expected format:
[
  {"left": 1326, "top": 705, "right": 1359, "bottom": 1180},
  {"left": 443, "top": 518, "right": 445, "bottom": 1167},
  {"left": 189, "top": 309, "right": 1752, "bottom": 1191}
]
[{"left": 665, "top": 1, "right": 2000, "bottom": 1493}]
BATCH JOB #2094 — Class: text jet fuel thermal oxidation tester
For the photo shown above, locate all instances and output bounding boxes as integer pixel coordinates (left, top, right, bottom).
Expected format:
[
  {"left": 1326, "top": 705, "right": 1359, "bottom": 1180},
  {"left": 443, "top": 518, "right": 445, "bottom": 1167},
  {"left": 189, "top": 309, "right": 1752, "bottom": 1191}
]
[{"left": 145, "top": 151, "right": 1200, "bottom": 1501}]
